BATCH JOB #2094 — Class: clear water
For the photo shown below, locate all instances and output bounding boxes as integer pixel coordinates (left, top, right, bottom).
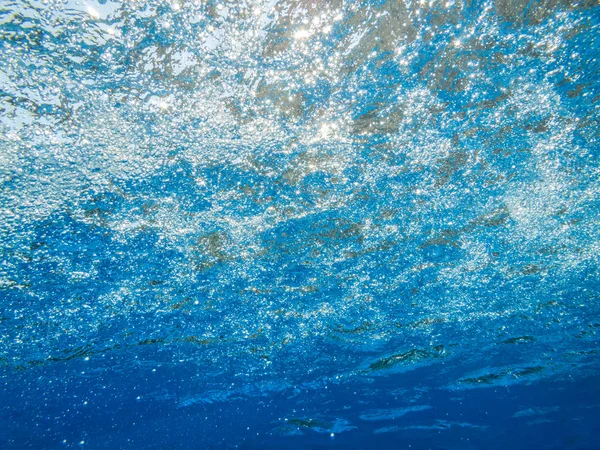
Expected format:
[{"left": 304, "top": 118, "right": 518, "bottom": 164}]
[{"left": 1, "top": 0, "right": 599, "bottom": 448}]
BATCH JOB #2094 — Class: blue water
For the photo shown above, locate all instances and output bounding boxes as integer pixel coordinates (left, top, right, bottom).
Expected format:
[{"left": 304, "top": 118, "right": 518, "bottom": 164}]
[{"left": 1, "top": 0, "right": 600, "bottom": 448}]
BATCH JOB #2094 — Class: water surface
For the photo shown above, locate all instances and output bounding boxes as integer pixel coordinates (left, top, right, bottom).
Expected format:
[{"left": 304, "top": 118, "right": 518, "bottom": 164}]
[{"left": 1, "top": 0, "right": 599, "bottom": 448}]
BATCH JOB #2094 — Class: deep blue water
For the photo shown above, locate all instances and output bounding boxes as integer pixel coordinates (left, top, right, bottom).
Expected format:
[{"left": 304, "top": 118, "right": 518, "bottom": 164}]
[{"left": 1, "top": 0, "right": 600, "bottom": 448}]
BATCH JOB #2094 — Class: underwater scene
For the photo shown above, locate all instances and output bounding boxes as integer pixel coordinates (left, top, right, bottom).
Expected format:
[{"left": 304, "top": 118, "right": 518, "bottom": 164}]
[{"left": 1, "top": 0, "right": 600, "bottom": 448}]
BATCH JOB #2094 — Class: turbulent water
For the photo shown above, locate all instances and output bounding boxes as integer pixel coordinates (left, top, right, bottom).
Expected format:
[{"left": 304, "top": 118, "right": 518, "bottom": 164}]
[{"left": 1, "top": 0, "right": 600, "bottom": 448}]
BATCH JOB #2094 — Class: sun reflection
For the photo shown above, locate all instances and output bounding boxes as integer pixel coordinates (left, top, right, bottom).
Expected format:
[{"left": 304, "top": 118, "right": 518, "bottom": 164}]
[
  {"left": 294, "top": 29, "right": 313, "bottom": 40},
  {"left": 86, "top": 5, "right": 100, "bottom": 19}
]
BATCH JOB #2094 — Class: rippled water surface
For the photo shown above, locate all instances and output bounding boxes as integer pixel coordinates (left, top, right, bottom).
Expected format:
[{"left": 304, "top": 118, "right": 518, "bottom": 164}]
[{"left": 1, "top": 0, "right": 600, "bottom": 448}]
